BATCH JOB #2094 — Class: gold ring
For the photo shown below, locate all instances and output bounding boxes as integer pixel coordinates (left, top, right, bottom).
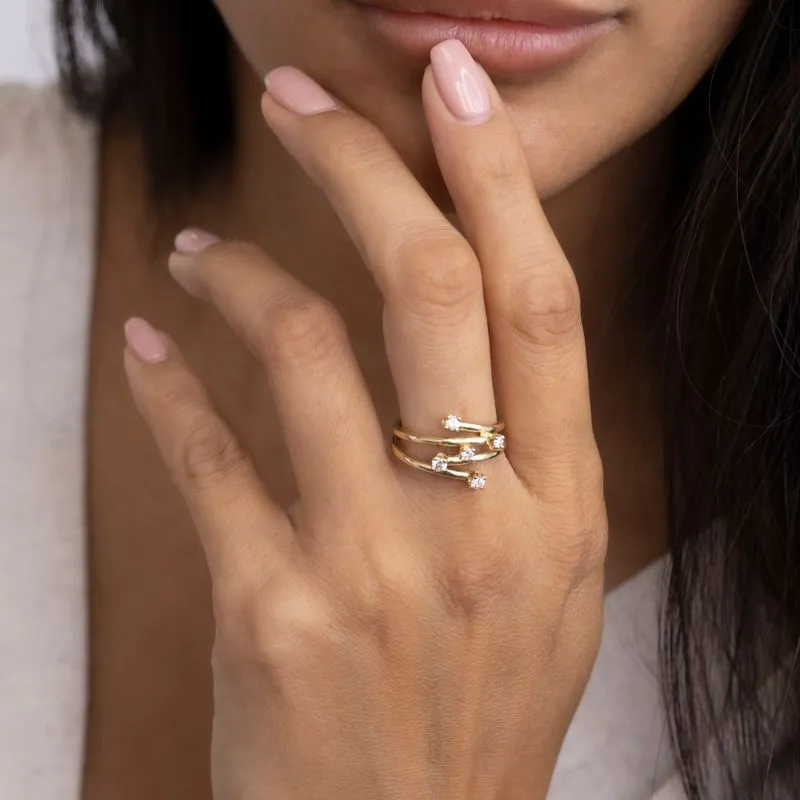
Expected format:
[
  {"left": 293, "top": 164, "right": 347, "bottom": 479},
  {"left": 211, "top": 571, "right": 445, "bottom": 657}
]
[{"left": 391, "top": 414, "right": 506, "bottom": 490}]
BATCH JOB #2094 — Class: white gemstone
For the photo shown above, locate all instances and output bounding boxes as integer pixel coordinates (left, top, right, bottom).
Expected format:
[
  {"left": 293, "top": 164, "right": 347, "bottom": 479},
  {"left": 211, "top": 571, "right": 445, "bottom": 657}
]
[
  {"left": 467, "top": 473, "right": 487, "bottom": 490},
  {"left": 443, "top": 415, "right": 462, "bottom": 432},
  {"left": 490, "top": 435, "right": 506, "bottom": 451},
  {"left": 459, "top": 444, "right": 477, "bottom": 460},
  {"left": 431, "top": 454, "right": 449, "bottom": 473}
]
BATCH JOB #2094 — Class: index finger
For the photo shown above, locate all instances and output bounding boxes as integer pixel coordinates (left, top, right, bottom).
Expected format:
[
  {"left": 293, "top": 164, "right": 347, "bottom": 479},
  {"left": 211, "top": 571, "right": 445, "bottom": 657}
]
[{"left": 261, "top": 67, "right": 498, "bottom": 442}]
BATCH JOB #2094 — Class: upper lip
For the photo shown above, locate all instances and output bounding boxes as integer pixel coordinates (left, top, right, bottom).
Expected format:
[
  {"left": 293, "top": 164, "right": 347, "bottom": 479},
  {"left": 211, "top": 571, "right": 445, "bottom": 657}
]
[{"left": 351, "top": 0, "right": 617, "bottom": 27}]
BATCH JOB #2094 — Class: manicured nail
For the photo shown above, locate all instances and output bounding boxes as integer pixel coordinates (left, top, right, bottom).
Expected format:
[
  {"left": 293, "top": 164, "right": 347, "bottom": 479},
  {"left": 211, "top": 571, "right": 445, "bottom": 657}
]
[
  {"left": 168, "top": 254, "right": 206, "bottom": 299},
  {"left": 174, "top": 227, "right": 220, "bottom": 255},
  {"left": 124, "top": 317, "right": 169, "bottom": 364},
  {"left": 169, "top": 228, "right": 218, "bottom": 298},
  {"left": 264, "top": 67, "right": 340, "bottom": 115},
  {"left": 430, "top": 40, "right": 493, "bottom": 124}
]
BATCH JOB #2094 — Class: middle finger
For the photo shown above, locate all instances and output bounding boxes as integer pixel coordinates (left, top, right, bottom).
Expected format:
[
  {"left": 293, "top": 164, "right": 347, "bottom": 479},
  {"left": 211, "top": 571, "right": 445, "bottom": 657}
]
[{"left": 261, "top": 67, "right": 497, "bottom": 439}]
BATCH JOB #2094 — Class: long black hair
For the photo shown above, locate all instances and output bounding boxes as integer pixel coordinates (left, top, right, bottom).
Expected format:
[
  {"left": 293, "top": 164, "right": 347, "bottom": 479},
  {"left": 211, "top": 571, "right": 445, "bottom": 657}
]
[{"left": 54, "top": 0, "right": 800, "bottom": 795}]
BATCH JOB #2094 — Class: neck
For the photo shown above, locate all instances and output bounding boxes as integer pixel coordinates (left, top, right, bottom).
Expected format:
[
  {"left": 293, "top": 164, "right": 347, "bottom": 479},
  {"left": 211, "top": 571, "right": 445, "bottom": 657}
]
[{"left": 187, "top": 54, "right": 674, "bottom": 586}]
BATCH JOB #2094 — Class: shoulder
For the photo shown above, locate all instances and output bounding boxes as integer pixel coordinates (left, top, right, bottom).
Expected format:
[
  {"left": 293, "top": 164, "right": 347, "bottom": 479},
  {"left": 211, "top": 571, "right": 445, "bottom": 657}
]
[{"left": 0, "top": 82, "right": 97, "bottom": 213}]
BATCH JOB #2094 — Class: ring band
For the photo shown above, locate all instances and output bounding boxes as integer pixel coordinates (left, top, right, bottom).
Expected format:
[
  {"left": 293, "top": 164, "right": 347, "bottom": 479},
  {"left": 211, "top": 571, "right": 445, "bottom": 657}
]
[
  {"left": 391, "top": 414, "right": 507, "bottom": 490},
  {"left": 391, "top": 443, "right": 501, "bottom": 489},
  {"left": 391, "top": 437, "right": 501, "bottom": 464},
  {"left": 392, "top": 416, "right": 505, "bottom": 449},
  {"left": 393, "top": 422, "right": 505, "bottom": 448}
]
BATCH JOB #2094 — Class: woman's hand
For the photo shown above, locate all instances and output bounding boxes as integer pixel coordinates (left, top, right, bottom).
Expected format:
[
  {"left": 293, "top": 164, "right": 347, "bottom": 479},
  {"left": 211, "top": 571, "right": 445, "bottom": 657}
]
[{"left": 124, "top": 40, "right": 608, "bottom": 800}]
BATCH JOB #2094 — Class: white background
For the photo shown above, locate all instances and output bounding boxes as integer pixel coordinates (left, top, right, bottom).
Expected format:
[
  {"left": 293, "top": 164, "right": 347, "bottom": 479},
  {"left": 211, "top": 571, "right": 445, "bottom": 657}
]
[{"left": 0, "top": 0, "right": 55, "bottom": 82}]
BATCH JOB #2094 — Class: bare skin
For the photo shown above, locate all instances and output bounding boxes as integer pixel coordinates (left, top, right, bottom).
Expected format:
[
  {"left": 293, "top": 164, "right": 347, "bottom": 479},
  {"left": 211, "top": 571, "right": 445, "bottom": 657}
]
[
  {"left": 78, "top": 0, "right": 747, "bottom": 787},
  {"left": 82, "top": 54, "right": 668, "bottom": 800}
]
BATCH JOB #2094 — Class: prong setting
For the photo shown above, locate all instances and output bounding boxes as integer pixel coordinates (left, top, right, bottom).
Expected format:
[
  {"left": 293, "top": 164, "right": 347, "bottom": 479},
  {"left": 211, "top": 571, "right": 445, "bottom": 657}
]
[
  {"left": 459, "top": 444, "right": 477, "bottom": 460},
  {"left": 489, "top": 434, "right": 506, "bottom": 451},
  {"left": 431, "top": 454, "right": 449, "bottom": 473},
  {"left": 467, "top": 473, "right": 488, "bottom": 490},
  {"left": 393, "top": 416, "right": 505, "bottom": 489},
  {"left": 443, "top": 415, "right": 462, "bottom": 432}
]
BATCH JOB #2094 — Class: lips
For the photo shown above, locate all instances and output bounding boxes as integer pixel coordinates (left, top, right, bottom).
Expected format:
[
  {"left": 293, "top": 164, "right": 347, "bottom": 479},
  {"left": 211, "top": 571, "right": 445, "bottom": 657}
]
[
  {"left": 349, "top": 0, "right": 616, "bottom": 29},
  {"left": 349, "top": 0, "right": 620, "bottom": 75}
]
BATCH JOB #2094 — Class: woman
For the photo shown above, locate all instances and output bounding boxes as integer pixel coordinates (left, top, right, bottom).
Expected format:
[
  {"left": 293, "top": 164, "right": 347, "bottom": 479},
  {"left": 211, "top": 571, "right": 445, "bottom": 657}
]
[{"left": 1, "top": 0, "right": 797, "bottom": 796}]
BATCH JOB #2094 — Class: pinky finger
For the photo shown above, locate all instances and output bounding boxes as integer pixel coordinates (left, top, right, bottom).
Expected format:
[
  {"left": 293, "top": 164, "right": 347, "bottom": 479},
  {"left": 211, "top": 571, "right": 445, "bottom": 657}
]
[{"left": 122, "top": 317, "right": 295, "bottom": 583}]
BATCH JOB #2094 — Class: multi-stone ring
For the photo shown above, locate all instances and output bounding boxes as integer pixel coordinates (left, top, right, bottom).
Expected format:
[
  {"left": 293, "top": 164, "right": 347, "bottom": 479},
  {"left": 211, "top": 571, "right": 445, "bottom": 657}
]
[{"left": 391, "top": 415, "right": 506, "bottom": 490}]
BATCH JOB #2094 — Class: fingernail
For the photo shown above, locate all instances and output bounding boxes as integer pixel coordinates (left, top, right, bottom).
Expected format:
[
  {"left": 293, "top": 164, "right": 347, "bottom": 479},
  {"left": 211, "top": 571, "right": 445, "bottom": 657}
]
[
  {"left": 169, "top": 228, "right": 217, "bottom": 298},
  {"left": 168, "top": 254, "right": 206, "bottom": 300},
  {"left": 124, "top": 317, "right": 169, "bottom": 364},
  {"left": 175, "top": 227, "right": 220, "bottom": 255},
  {"left": 264, "top": 66, "right": 340, "bottom": 116},
  {"left": 430, "top": 40, "right": 493, "bottom": 124}
]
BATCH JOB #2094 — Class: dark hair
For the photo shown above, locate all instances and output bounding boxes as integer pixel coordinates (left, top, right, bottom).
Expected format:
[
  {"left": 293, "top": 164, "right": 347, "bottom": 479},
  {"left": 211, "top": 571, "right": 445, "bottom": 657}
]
[
  {"left": 55, "top": 0, "right": 800, "bottom": 795},
  {"left": 55, "top": 0, "right": 234, "bottom": 199}
]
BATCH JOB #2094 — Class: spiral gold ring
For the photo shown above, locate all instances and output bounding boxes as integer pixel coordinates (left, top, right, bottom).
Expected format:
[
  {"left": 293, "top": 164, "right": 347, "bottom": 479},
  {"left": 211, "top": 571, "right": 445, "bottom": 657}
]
[{"left": 391, "top": 415, "right": 506, "bottom": 490}]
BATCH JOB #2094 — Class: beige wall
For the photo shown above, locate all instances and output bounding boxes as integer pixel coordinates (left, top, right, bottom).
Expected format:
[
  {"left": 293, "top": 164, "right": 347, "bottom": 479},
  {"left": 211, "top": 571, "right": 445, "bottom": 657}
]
[{"left": 0, "top": 0, "right": 55, "bottom": 83}]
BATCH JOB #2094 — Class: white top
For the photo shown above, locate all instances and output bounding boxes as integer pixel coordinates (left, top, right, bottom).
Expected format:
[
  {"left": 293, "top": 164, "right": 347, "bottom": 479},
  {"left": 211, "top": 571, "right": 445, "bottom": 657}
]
[{"left": 0, "top": 83, "right": 687, "bottom": 800}]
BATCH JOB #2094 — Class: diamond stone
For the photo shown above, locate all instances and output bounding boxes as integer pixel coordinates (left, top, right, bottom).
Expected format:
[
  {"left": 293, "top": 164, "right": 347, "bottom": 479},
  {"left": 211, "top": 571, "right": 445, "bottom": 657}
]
[
  {"left": 431, "top": 454, "right": 449, "bottom": 473},
  {"left": 489, "top": 434, "right": 506, "bottom": 451},
  {"left": 459, "top": 444, "right": 477, "bottom": 460},
  {"left": 467, "top": 473, "right": 488, "bottom": 490},
  {"left": 443, "top": 415, "right": 462, "bottom": 432}
]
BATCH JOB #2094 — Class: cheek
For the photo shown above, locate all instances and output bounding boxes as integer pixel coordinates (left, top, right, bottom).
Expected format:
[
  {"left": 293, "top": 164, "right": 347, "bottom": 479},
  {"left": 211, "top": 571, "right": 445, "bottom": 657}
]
[
  {"left": 215, "top": 0, "right": 748, "bottom": 208},
  {"left": 213, "top": 0, "right": 307, "bottom": 77},
  {"left": 213, "top": 0, "right": 269, "bottom": 72},
  {"left": 507, "top": 0, "right": 750, "bottom": 199}
]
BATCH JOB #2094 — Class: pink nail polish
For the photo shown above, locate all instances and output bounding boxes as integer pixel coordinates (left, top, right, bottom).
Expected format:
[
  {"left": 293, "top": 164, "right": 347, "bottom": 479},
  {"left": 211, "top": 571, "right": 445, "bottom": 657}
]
[
  {"left": 124, "top": 318, "right": 169, "bottom": 364},
  {"left": 175, "top": 228, "right": 220, "bottom": 255},
  {"left": 430, "top": 40, "right": 493, "bottom": 124},
  {"left": 264, "top": 67, "right": 340, "bottom": 116},
  {"left": 168, "top": 253, "right": 207, "bottom": 300}
]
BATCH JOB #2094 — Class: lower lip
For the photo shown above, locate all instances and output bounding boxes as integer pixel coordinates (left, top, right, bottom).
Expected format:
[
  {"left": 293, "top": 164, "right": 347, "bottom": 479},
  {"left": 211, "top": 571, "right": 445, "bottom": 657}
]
[{"left": 352, "top": 5, "right": 618, "bottom": 75}]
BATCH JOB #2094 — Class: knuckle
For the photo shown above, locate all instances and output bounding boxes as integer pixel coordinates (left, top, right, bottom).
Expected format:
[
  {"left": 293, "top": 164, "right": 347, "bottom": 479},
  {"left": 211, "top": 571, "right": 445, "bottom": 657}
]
[
  {"left": 345, "top": 539, "right": 432, "bottom": 628},
  {"left": 572, "top": 513, "right": 609, "bottom": 583},
  {"left": 210, "top": 577, "right": 251, "bottom": 642},
  {"left": 251, "top": 589, "right": 334, "bottom": 667},
  {"left": 582, "top": 518, "right": 609, "bottom": 575},
  {"left": 478, "top": 144, "right": 531, "bottom": 195},
  {"left": 257, "top": 294, "right": 348, "bottom": 368},
  {"left": 314, "top": 124, "right": 389, "bottom": 177},
  {"left": 179, "top": 418, "right": 248, "bottom": 484},
  {"left": 573, "top": 491, "right": 608, "bottom": 567},
  {"left": 510, "top": 268, "right": 582, "bottom": 348},
  {"left": 155, "top": 376, "right": 195, "bottom": 413},
  {"left": 439, "top": 537, "right": 517, "bottom": 617},
  {"left": 215, "top": 575, "right": 334, "bottom": 668},
  {"left": 582, "top": 448, "right": 606, "bottom": 501},
  {"left": 547, "top": 504, "right": 609, "bottom": 587},
  {"left": 394, "top": 238, "right": 482, "bottom": 314}
]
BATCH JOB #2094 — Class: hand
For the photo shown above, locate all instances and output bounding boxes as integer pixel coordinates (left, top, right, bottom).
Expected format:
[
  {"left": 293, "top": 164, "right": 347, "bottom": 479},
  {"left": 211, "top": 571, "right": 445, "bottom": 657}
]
[{"left": 124, "top": 40, "right": 608, "bottom": 800}]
